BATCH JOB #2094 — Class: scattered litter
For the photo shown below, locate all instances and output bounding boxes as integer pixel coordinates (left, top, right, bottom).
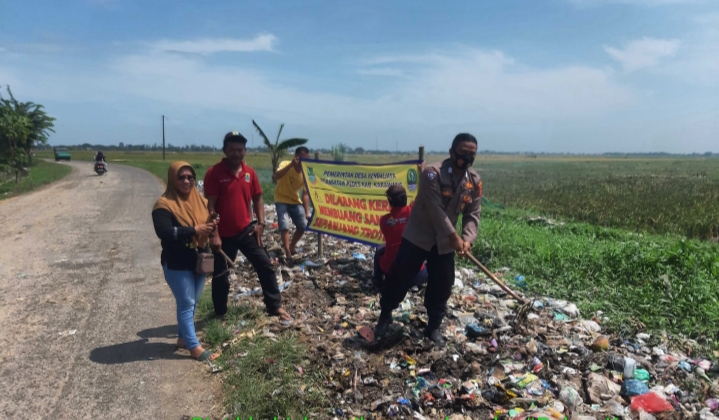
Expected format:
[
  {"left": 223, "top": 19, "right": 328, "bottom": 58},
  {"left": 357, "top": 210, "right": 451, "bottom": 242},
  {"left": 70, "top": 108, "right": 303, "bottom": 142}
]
[{"left": 213, "top": 205, "right": 719, "bottom": 419}]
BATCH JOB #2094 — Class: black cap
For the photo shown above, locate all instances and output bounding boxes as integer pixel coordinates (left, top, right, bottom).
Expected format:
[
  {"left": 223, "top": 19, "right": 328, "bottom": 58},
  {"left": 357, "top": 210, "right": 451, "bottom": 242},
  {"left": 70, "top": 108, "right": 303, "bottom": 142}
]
[{"left": 224, "top": 131, "right": 247, "bottom": 143}]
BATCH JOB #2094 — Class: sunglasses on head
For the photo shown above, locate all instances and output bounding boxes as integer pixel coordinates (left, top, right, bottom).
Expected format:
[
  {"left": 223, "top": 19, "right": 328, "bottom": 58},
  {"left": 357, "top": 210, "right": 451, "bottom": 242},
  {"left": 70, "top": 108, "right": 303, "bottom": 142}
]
[{"left": 178, "top": 175, "right": 195, "bottom": 181}]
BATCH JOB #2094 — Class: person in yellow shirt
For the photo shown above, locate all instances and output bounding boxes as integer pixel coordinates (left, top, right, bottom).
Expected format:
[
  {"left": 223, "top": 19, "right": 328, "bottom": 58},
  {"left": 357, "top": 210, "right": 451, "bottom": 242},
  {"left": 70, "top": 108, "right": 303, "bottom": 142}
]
[{"left": 273, "top": 146, "right": 311, "bottom": 259}]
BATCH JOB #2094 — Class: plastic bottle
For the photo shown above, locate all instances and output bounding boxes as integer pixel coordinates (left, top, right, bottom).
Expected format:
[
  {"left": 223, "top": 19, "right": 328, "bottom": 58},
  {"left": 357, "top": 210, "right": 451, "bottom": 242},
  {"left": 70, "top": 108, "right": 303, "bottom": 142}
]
[{"left": 624, "top": 357, "right": 636, "bottom": 379}]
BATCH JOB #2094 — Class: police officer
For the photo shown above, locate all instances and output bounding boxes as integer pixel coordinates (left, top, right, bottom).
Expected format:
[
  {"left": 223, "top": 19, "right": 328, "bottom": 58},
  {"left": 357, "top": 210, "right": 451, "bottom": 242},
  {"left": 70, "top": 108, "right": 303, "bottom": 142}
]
[{"left": 374, "top": 133, "right": 482, "bottom": 345}]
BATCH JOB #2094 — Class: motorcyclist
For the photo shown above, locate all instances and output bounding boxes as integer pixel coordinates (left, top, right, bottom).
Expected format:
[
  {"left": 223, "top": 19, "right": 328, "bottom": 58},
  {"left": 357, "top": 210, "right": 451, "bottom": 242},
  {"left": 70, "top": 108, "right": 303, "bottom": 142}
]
[{"left": 94, "top": 150, "right": 108, "bottom": 173}]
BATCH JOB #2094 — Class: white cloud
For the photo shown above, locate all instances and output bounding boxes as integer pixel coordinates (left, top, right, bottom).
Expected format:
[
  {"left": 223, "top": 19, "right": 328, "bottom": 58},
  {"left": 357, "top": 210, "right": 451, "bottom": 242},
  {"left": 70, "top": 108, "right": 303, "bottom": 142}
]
[
  {"left": 3, "top": 45, "right": 633, "bottom": 123},
  {"left": 0, "top": 42, "right": 638, "bottom": 151},
  {"left": 149, "top": 34, "right": 277, "bottom": 55},
  {"left": 604, "top": 37, "right": 680, "bottom": 71},
  {"left": 90, "top": 46, "right": 632, "bottom": 132},
  {"left": 651, "top": 14, "right": 719, "bottom": 87}
]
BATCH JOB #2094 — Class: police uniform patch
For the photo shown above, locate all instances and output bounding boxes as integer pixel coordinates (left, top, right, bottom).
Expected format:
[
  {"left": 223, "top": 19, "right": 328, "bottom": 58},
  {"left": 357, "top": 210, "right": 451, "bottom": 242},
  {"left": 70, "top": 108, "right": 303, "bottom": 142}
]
[
  {"left": 441, "top": 188, "right": 452, "bottom": 197},
  {"left": 465, "top": 181, "right": 474, "bottom": 189},
  {"left": 427, "top": 171, "right": 436, "bottom": 181},
  {"left": 462, "top": 195, "right": 472, "bottom": 203},
  {"left": 478, "top": 180, "right": 483, "bottom": 197},
  {"left": 245, "top": 173, "right": 251, "bottom": 183}
]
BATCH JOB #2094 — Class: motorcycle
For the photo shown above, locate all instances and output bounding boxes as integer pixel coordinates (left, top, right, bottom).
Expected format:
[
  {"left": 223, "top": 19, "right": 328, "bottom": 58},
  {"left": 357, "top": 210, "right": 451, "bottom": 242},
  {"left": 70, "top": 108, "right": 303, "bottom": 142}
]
[{"left": 94, "top": 160, "right": 108, "bottom": 175}]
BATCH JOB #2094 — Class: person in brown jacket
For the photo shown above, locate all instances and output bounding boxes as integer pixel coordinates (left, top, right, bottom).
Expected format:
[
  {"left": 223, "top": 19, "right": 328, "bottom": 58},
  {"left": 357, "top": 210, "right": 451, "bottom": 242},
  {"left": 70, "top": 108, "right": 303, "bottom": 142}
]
[{"left": 374, "top": 133, "right": 482, "bottom": 345}]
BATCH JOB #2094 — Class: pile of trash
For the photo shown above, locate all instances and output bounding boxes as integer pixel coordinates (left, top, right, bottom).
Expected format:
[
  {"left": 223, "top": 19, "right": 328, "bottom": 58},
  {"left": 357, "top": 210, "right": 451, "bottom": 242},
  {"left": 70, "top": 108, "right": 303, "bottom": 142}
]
[{"left": 222, "top": 205, "right": 719, "bottom": 420}]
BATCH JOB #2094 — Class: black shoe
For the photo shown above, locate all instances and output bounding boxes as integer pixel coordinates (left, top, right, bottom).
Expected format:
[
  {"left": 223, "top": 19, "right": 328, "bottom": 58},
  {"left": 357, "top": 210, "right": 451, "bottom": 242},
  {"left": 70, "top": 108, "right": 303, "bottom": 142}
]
[
  {"left": 424, "top": 327, "right": 446, "bottom": 346},
  {"left": 374, "top": 313, "right": 393, "bottom": 339}
]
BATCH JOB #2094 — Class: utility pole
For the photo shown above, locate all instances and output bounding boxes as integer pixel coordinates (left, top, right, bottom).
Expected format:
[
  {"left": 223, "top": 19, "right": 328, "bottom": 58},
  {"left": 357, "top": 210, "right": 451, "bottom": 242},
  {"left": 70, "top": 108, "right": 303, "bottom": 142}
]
[{"left": 162, "top": 115, "right": 166, "bottom": 161}]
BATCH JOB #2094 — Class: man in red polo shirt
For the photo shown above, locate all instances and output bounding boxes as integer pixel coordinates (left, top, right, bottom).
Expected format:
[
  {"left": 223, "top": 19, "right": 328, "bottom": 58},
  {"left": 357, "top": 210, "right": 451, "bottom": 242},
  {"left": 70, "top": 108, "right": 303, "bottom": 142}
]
[
  {"left": 204, "top": 132, "right": 290, "bottom": 321},
  {"left": 373, "top": 185, "right": 428, "bottom": 288}
]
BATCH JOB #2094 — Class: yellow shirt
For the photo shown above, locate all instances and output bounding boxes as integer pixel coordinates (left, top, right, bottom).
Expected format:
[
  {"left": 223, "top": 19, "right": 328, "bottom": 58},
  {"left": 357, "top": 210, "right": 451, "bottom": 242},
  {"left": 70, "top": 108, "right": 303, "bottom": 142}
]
[{"left": 274, "top": 160, "right": 304, "bottom": 205}]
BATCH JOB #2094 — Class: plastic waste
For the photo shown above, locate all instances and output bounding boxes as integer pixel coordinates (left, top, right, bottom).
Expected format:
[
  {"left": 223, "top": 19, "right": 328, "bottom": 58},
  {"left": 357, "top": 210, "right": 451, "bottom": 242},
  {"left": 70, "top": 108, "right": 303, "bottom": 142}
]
[
  {"left": 624, "top": 357, "right": 637, "bottom": 379},
  {"left": 586, "top": 373, "right": 621, "bottom": 403},
  {"left": 352, "top": 252, "right": 367, "bottom": 260},
  {"left": 300, "top": 260, "right": 323, "bottom": 268},
  {"left": 560, "top": 303, "right": 580, "bottom": 317},
  {"left": 236, "top": 287, "right": 262, "bottom": 297},
  {"left": 465, "top": 323, "right": 491, "bottom": 338},
  {"left": 554, "top": 313, "right": 569, "bottom": 321},
  {"left": 634, "top": 368, "right": 650, "bottom": 382},
  {"left": 630, "top": 392, "right": 674, "bottom": 413},
  {"left": 622, "top": 379, "right": 650, "bottom": 397},
  {"left": 576, "top": 319, "right": 601, "bottom": 334},
  {"left": 607, "top": 353, "right": 625, "bottom": 371},
  {"left": 559, "top": 387, "right": 580, "bottom": 410}
]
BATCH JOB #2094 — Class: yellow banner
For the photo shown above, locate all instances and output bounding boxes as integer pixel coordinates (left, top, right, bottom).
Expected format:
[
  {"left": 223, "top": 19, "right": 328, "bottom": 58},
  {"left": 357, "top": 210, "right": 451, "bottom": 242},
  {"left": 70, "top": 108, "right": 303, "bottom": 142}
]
[{"left": 301, "top": 159, "right": 421, "bottom": 245}]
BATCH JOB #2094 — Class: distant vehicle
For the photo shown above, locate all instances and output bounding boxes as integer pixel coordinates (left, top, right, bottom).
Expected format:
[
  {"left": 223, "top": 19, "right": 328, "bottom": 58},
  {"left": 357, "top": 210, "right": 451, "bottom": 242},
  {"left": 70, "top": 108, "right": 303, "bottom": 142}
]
[
  {"left": 54, "top": 148, "right": 71, "bottom": 161},
  {"left": 94, "top": 161, "right": 107, "bottom": 175}
]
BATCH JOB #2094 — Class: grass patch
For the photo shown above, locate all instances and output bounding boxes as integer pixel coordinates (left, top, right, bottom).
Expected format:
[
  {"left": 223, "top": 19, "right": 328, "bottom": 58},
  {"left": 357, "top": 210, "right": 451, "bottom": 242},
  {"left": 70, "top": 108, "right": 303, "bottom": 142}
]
[
  {"left": 194, "top": 288, "right": 326, "bottom": 417},
  {"left": 0, "top": 160, "right": 71, "bottom": 199},
  {"left": 223, "top": 335, "right": 326, "bottom": 418},
  {"left": 472, "top": 206, "right": 719, "bottom": 340},
  {"left": 35, "top": 149, "right": 422, "bottom": 204},
  {"left": 476, "top": 157, "right": 719, "bottom": 239}
]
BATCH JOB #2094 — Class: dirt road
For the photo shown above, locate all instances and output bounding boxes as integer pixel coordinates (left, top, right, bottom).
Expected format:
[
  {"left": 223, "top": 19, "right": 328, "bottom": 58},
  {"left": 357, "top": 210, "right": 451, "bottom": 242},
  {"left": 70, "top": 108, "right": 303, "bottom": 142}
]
[{"left": 0, "top": 162, "right": 220, "bottom": 419}]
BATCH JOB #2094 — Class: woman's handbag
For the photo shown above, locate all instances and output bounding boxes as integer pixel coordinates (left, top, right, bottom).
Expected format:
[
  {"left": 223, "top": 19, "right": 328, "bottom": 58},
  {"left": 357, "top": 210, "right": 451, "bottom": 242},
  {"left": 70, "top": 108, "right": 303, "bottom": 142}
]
[{"left": 195, "top": 246, "right": 215, "bottom": 275}]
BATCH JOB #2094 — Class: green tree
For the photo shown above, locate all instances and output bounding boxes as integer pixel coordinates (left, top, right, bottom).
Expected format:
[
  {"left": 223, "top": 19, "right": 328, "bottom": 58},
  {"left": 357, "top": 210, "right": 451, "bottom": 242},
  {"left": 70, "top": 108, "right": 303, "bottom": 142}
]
[
  {"left": 0, "top": 86, "right": 55, "bottom": 165},
  {"left": 331, "top": 143, "right": 349, "bottom": 162},
  {"left": 0, "top": 111, "right": 31, "bottom": 182},
  {"left": 252, "top": 120, "right": 308, "bottom": 175}
]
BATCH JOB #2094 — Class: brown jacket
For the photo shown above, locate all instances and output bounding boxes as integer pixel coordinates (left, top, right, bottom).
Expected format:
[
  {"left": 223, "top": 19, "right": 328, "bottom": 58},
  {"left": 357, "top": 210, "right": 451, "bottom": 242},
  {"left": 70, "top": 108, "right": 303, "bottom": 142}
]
[{"left": 403, "top": 159, "right": 482, "bottom": 255}]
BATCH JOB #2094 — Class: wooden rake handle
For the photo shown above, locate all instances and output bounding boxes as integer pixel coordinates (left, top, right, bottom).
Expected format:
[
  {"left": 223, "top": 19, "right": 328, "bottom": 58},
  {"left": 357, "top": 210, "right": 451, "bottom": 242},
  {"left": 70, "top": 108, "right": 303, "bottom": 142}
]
[
  {"left": 465, "top": 253, "right": 526, "bottom": 303},
  {"left": 218, "top": 249, "right": 235, "bottom": 266}
]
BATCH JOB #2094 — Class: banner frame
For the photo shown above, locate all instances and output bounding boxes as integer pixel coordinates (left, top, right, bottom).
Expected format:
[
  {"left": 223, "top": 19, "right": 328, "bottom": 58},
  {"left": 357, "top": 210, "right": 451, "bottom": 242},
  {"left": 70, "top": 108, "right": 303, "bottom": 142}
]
[{"left": 299, "top": 157, "right": 422, "bottom": 247}]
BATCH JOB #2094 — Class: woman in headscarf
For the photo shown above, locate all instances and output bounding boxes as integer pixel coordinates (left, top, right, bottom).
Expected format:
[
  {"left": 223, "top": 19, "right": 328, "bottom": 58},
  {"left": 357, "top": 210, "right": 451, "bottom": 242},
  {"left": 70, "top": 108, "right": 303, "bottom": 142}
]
[{"left": 152, "top": 161, "right": 220, "bottom": 361}]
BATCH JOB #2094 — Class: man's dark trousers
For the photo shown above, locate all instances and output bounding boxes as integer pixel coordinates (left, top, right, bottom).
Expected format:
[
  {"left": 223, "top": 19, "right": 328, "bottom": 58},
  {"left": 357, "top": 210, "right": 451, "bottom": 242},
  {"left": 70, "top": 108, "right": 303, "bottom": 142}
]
[
  {"left": 379, "top": 238, "right": 455, "bottom": 330},
  {"left": 212, "top": 229, "right": 282, "bottom": 316}
]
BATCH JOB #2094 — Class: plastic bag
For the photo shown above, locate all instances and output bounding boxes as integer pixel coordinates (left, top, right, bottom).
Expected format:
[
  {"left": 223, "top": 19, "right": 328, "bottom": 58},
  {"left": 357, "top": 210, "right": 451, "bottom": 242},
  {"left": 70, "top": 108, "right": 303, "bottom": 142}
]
[
  {"left": 622, "top": 379, "right": 650, "bottom": 397},
  {"left": 559, "top": 387, "right": 580, "bottom": 410},
  {"left": 631, "top": 392, "right": 674, "bottom": 413}
]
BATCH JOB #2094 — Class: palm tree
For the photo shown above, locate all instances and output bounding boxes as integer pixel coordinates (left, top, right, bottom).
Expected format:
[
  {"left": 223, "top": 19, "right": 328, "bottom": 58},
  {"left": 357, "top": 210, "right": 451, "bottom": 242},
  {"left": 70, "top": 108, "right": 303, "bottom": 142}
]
[{"left": 252, "top": 120, "right": 308, "bottom": 176}]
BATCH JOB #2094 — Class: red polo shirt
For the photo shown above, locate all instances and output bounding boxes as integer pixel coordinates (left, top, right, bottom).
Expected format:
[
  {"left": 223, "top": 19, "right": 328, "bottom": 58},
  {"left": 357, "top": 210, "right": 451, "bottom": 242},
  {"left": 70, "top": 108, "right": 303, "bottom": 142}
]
[
  {"left": 204, "top": 159, "right": 262, "bottom": 238},
  {"left": 379, "top": 204, "right": 414, "bottom": 274}
]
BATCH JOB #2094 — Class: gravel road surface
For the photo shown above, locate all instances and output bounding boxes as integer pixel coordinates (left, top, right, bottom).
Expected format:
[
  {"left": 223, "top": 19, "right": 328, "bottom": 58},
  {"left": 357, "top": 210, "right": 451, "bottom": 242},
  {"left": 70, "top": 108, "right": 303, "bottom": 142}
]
[{"left": 0, "top": 161, "right": 221, "bottom": 419}]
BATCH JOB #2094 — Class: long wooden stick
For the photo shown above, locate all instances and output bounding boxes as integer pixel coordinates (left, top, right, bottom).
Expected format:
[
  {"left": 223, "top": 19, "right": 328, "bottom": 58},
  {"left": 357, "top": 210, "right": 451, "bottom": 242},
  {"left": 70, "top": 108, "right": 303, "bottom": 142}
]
[
  {"left": 465, "top": 253, "right": 525, "bottom": 302},
  {"left": 219, "top": 249, "right": 235, "bottom": 266}
]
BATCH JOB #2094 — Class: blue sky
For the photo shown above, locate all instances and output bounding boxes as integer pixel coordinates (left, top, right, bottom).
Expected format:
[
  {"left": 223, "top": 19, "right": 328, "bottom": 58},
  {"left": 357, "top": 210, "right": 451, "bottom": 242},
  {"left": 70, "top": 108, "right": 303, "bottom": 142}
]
[{"left": 1, "top": 0, "right": 717, "bottom": 153}]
